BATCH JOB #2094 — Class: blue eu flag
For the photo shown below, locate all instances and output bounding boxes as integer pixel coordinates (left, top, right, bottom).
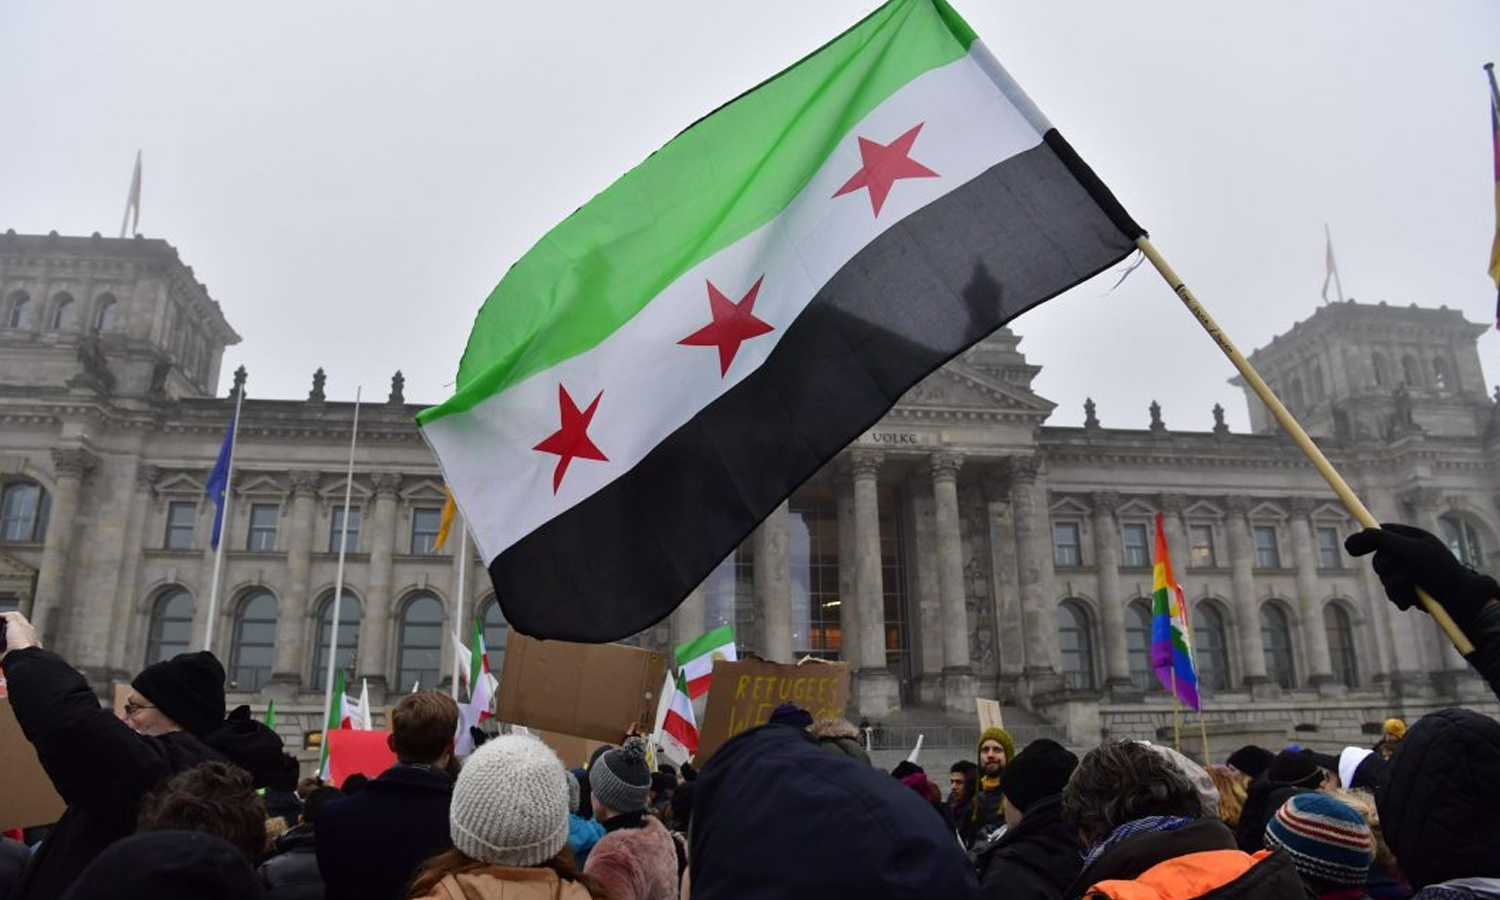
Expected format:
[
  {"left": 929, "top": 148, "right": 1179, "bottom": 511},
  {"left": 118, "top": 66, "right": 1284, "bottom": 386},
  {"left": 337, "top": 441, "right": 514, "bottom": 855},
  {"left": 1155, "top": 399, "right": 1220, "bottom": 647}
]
[{"left": 205, "top": 413, "right": 236, "bottom": 550}]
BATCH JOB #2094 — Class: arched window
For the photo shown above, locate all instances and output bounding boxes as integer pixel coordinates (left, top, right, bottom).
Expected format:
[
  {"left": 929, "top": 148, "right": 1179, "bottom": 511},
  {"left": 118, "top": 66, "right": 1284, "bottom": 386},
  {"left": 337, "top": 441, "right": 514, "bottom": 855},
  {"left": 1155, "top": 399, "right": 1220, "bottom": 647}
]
[
  {"left": 312, "top": 591, "right": 361, "bottom": 690},
  {"left": 480, "top": 596, "right": 509, "bottom": 677},
  {"left": 1401, "top": 354, "right": 1420, "bottom": 387},
  {"left": 1371, "top": 353, "right": 1387, "bottom": 387},
  {"left": 49, "top": 292, "right": 78, "bottom": 331},
  {"left": 396, "top": 593, "right": 444, "bottom": 692},
  {"left": 1056, "top": 599, "right": 1096, "bottom": 690},
  {"left": 1125, "top": 600, "right": 1154, "bottom": 691},
  {"left": 0, "top": 482, "right": 50, "bottom": 544},
  {"left": 1324, "top": 603, "right": 1358, "bottom": 688},
  {"left": 1310, "top": 364, "right": 1326, "bottom": 401},
  {"left": 1192, "top": 602, "right": 1230, "bottom": 691},
  {"left": 5, "top": 291, "right": 31, "bottom": 328},
  {"left": 94, "top": 294, "right": 119, "bottom": 333},
  {"left": 1437, "top": 514, "right": 1484, "bottom": 567},
  {"left": 1289, "top": 378, "right": 1305, "bottom": 410},
  {"left": 229, "top": 590, "right": 277, "bottom": 690},
  {"left": 1260, "top": 602, "right": 1297, "bottom": 689},
  {"left": 1431, "top": 357, "right": 1450, "bottom": 391},
  {"left": 146, "top": 589, "right": 194, "bottom": 665}
]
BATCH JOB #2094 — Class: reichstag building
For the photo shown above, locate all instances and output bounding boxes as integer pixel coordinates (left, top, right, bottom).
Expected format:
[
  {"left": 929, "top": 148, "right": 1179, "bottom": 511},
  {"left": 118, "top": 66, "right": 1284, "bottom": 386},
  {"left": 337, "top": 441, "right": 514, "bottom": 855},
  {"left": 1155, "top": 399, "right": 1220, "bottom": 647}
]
[{"left": 2, "top": 231, "right": 1496, "bottom": 753}]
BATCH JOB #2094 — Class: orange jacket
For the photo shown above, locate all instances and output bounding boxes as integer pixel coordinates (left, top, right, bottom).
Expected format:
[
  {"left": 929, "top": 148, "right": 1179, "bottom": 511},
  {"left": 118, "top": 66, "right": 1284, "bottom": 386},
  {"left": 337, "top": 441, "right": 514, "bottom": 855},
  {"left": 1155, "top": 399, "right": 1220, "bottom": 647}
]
[{"left": 1083, "top": 849, "right": 1302, "bottom": 900}]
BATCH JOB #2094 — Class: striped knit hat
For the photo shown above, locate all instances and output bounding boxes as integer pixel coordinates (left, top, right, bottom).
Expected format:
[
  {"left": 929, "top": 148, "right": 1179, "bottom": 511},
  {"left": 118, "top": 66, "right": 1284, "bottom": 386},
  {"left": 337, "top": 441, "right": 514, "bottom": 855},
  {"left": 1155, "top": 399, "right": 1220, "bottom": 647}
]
[{"left": 1263, "top": 793, "right": 1375, "bottom": 887}]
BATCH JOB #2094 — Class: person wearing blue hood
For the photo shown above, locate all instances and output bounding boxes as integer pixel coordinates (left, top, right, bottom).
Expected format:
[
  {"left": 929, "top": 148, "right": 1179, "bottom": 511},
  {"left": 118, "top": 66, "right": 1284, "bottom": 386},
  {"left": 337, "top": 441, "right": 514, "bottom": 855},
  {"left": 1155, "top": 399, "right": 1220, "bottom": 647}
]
[
  {"left": 689, "top": 708, "right": 979, "bottom": 900},
  {"left": 0, "top": 611, "right": 284, "bottom": 900}
]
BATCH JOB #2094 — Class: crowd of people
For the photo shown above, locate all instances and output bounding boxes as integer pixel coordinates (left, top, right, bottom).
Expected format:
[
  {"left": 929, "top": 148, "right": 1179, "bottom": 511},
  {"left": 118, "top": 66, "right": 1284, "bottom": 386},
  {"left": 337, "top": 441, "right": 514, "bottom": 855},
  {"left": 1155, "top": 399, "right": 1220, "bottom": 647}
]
[{"left": 0, "top": 521, "right": 1497, "bottom": 899}]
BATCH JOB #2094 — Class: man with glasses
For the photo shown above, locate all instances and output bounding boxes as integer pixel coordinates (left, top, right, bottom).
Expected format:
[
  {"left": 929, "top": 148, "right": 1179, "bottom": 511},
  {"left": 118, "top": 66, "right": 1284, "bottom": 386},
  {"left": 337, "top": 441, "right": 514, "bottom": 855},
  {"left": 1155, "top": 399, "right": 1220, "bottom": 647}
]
[{"left": 0, "top": 610, "right": 284, "bottom": 900}]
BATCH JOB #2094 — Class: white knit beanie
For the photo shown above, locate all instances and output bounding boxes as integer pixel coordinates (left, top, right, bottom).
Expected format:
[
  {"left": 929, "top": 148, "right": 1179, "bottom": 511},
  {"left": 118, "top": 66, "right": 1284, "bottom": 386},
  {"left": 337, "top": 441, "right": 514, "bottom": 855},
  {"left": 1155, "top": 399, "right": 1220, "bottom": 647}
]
[{"left": 449, "top": 734, "right": 571, "bottom": 867}]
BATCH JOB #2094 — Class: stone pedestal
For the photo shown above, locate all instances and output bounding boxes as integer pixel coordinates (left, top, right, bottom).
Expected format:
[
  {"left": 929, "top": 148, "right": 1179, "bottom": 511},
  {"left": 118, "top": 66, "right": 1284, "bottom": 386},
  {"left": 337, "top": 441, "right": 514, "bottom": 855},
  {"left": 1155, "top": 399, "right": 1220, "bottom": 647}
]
[
  {"left": 855, "top": 668, "right": 899, "bottom": 719},
  {"left": 942, "top": 667, "right": 977, "bottom": 714}
]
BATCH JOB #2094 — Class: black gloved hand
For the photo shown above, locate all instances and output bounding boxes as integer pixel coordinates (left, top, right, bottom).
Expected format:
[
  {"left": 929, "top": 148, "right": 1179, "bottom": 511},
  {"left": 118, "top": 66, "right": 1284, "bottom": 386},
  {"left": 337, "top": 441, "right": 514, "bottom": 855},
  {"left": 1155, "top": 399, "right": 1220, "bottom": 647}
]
[{"left": 1345, "top": 523, "right": 1499, "bottom": 626}]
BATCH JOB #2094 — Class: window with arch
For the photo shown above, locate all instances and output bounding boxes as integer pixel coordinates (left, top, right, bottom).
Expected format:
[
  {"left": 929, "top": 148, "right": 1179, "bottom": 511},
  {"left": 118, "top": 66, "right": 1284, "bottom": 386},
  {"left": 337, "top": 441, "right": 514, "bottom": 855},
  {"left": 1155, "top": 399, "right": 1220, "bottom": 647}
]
[
  {"left": 312, "top": 591, "right": 361, "bottom": 690},
  {"left": 1325, "top": 603, "right": 1358, "bottom": 688},
  {"left": 396, "top": 593, "right": 444, "bottom": 692},
  {"left": 229, "top": 590, "right": 277, "bottom": 690},
  {"left": 1401, "top": 354, "right": 1420, "bottom": 387},
  {"left": 49, "top": 292, "right": 79, "bottom": 331},
  {"left": 146, "top": 589, "right": 194, "bottom": 665},
  {"left": 1056, "top": 599, "right": 1096, "bottom": 690},
  {"left": 1260, "top": 602, "right": 1297, "bottom": 689},
  {"left": 1437, "top": 514, "right": 1484, "bottom": 567},
  {"left": 1125, "top": 599, "right": 1154, "bottom": 691},
  {"left": 5, "top": 291, "right": 31, "bottom": 328},
  {"left": 1431, "top": 356, "right": 1451, "bottom": 391},
  {"left": 479, "top": 596, "right": 509, "bottom": 676},
  {"left": 1311, "top": 364, "right": 1326, "bottom": 401},
  {"left": 1192, "top": 602, "right": 1230, "bottom": 691},
  {"left": 1289, "top": 377, "right": 1305, "bottom": 410},
  {"left": 94, "top": 294, "right": 119, "bottom": 332},
  {"left": 1372, "top": 353, "right": 1388, "bottom": 387},
  {"left": 0, "top": 481, "right": 50, "bottom": 544}
]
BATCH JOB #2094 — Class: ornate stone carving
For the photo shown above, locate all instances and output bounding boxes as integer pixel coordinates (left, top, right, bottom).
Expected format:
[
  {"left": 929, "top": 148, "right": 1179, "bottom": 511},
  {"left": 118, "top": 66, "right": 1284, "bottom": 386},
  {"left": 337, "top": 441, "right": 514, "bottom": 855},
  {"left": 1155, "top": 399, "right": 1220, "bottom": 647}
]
[
  {"left": 1287, "top": 496, "right": 1317, "bottom": 517},
  {"left": 1083, "top": 397, "right": 1100, "bottom": 430},
  {"left": 288, "top": 470, "right": 321, "bottom": 495},
  {"left": 388, "top": 370, "right": 405, "bottom": 405},
  {"left": 1090, "top": 491, "right": 1121, "bottom": 515},
  {"left": 135, "top": 464, "right": 161, "bottom": 491},
  {"left": 149, "top": 357, "right": 173, "bottom": 396},
  {"left": 371, "top": 472, "right": 402, "bottom": 496},
  {"left": 308, "top": 368, "right": 327, "bottom": 403},
  {"left": 1398, "top": 486, "right": 1443, "bottom": 513},
  {"left": 230, "top": 365, "right": 247, "bottom": 399},
  {"left": 1149, "top": 400, "right": 1166, "bottom": 433},
  {"left": 1212, "top": 403, "right": 1229, "bottom": 435},
  {"left": 928, "top": 451, "right": 963, "bottom": 482},
  {"left": 1157, "top": 493, "right": 1187, "bottom": 514},
  {"left": 1223, "top": 495, "right": 1254, "bottom": 515},
  {"left": 962, "top": 498, "right": 998, "bottom": 673},
  {"left": 849, "top": 450, "right": 883, "bottom": 479},
  {"left": 71, "top": 335, "right": 116, "bottom": 394},
  {"left": 51, "top": 447, "right": 97, "bottom": 479},
  {"left": 1004, "top": 455, "right": 1039, "bottom": 485}
]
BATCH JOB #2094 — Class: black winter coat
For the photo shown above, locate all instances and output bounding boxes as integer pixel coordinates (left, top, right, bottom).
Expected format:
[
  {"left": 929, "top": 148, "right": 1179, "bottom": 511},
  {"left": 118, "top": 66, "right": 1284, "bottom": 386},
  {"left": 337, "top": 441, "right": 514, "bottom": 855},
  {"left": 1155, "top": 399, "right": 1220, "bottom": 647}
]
[
  {"left": 1464, "top": 601, "right": 1500, "bottom": 703},
  {"left": 258, "top": 823, "right": 324, "bottom": 900},
  {"left": 1, "top": 648, "right": 228, "bottom": 900},
  {"left": 962, "top": 784, "right": 1005, "bottom": 847},
  {"left": 1065, "top": 818, "right": 1310, "bottom": 900},
  {"left": 690, "top": 724, "right": 980, "bottom": 900},
  {"left": 977, "top": 795, "right": 1081, "bottom": 900},
  {"left": 314, "top": 764, "right": 453, "bottom": 900}
]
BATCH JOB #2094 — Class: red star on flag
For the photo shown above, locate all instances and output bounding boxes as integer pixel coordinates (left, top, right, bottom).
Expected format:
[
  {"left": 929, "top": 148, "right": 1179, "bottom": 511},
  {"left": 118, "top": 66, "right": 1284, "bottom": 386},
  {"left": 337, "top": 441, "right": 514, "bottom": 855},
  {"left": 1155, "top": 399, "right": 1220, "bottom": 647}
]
[
  {"left": 678, "top": 275, "right": 775, "bottom": 376},
  {"left": 532, "top": 384, "right": 608, "bottom": 493},
  {"left": 832, "top": 122, "right": 939, "bottom": 216}
]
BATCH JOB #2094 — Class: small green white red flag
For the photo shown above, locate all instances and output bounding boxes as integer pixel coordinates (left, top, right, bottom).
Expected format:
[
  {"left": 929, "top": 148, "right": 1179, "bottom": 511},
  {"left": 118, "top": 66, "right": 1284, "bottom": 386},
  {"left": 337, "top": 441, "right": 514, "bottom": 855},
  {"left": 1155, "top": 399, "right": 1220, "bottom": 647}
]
[{"left": 675, "top": 625, "right": 736, "bottom": 700}]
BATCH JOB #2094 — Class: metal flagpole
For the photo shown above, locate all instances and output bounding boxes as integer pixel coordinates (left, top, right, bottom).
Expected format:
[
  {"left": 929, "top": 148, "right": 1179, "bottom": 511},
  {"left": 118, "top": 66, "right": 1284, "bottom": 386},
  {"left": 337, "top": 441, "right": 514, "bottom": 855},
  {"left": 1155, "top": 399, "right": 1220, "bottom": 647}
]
[
  {"left": 321, "top": 388, "right": 362, "bottom": 738},
  {"left": 202, "top": 384, "right": 244, "bottom": 653},
  {"left": 451, "top": 514, "right": 468, "bottom": 701},
  {"left": 1136, "top": 237, "right": 1474, "bottom": 654}
]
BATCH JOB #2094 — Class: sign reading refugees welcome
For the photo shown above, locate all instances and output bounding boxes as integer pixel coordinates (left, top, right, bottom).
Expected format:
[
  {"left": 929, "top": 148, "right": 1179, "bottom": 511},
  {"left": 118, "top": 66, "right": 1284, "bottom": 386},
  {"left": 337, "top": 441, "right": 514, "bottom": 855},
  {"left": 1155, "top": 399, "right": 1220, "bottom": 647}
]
[{"left": 696, "top": 659, "right": 850, "bottom": 761}]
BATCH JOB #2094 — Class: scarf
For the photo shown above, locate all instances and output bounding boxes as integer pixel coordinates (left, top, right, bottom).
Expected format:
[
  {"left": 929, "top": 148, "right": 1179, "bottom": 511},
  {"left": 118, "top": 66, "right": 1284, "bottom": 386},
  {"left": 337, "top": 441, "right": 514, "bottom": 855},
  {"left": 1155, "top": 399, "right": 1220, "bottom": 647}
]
[{"left": 1082, "top": 815, "right": 1197, "bottom": 869}]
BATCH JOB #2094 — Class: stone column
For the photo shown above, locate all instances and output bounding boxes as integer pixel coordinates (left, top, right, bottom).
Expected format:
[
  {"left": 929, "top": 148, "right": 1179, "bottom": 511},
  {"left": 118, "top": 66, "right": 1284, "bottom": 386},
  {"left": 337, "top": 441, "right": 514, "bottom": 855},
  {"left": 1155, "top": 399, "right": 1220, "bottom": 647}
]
[
  {"left": 1159, "top": 494, "right": 1190, "bottom": 575},
  {"left": 1223, "top": 496, "right": 1270, "bottom": 689},
  {"left": 834, "top": 465, "right": 861, "bottom": 670},
  {"left": 1091, "top": 491, "right": 1132, "bottom": 693},
  {"left": 670, "top": 582, "right": 708, "bottom": 648},
  {"left": 271, "top": 470, "right": 319, "bottom": 689},
  {"left": 107, "top": 464, "right": 160, "bottom": 677},
  {"left": 753, "top": 500, "right": 793, "bottom": 663},
  {"left": 930, "top": 452, "right": 974, "bottom": 712},
  {"left": 851, "top": 450, "right": 897, "bottom": 717},
  {"left": 983, "top": 472, "right": 1024, "bottom": 695},
  {"left": 1401, "top": 487, "right": 1469, "bottom": 674},
  {"left": 357, "top": 473, "right": 400, "bottom": 690},
  {"left": 1009, "top": 457, "right": 1062, "bottom": 693},
  {"left": 32, "top": 448, "right": 97, "bottom": 648},
  {"left": 1287, "top": 497, "right": 1337, "bottom": 691}
]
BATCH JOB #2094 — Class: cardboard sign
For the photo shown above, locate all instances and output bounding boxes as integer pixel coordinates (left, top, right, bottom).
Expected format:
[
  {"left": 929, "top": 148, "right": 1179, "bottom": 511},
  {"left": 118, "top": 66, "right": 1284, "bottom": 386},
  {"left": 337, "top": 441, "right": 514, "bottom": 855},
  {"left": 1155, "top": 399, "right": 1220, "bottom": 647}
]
[
  {"left": 324, "top": 728, "right": 396, "bottom": 788},
  {"left": 976, "top": 698, "right": 1005, "bottom": 732},
  {"left": 497, "top": 634, "right": 665, "bottom": 743},
  {"left": 533, "top": 729, "right": 608, "bottom": 769},
  {"left": 696, "top": 659, "right": 851, "bottom": 762},
  {"left": 0, "top": 700, "right": 66, "bottom": 831},
  {"left": 113, "top": 683, "right": 131, "bottom": 717}
]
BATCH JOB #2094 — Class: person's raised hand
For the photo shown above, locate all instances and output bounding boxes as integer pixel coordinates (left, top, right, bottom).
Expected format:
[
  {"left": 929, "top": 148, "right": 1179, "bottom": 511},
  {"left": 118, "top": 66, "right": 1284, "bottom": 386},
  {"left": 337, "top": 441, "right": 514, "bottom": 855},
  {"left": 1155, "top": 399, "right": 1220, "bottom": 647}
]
[
  {"left": 0, "top": 610, "right": 40, "bottom": 663},
  {"left": 1345, "top": 523, "right": 1499, "bottom": 626}
]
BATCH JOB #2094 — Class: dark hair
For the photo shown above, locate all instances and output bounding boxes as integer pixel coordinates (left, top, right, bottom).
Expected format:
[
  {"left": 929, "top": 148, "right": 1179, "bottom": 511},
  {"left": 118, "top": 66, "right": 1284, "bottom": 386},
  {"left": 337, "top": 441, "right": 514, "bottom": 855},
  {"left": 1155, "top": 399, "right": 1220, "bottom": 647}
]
[
  {"left": 406, "top": 846, "right": 616, "bottom": 899},
  {"left": 296, "top": 775, "right": 324, "bottom": 797},
  {"left": 341, "top": 774, "right": 369, "bottom": 795},
  {"left": 950, "top": 760, "right": 978, "bottom": 782},
  {"left": 390, "top": 691, "right": 459, "bottom": 763},
  {"left": 680, "top": 762, "right": 697, "bottom": 783},
  {"left": 1062, "top": 740, "right": 1202, "bottom": 844},
  {"left": 137, "top": 761, "right": 267, "bottom": 862},
  {"left": 650, "top": 772, "right": 676, "bottom": 796},
  {"left": 302, "top": 786, "right": 345, "bottom": 824}
]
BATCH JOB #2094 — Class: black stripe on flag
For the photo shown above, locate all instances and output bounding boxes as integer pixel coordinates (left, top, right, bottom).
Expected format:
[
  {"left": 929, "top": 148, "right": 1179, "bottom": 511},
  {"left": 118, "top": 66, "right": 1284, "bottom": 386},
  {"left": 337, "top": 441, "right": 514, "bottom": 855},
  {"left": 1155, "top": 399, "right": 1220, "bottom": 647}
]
[{"left": 494, "top": 133, "right": 1143, "bottom": 642}]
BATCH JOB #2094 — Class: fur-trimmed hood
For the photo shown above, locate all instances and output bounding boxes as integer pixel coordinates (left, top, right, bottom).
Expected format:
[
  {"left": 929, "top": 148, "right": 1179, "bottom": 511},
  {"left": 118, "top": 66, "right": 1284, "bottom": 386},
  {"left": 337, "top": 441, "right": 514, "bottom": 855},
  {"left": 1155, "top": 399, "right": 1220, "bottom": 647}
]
[
  {"left": 807, "top": 718, "right": 860, "bottom": 741},
  {"left": 582, "top": 816, "right": 679, "bottom": 900}
]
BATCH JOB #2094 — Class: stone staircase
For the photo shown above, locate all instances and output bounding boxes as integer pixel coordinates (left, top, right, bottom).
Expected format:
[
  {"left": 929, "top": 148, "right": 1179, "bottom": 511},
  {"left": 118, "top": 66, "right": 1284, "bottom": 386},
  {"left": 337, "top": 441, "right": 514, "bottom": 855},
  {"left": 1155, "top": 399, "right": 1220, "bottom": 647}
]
[{"left": 862, "top": 703, "right": 1070, "bottom": 772}]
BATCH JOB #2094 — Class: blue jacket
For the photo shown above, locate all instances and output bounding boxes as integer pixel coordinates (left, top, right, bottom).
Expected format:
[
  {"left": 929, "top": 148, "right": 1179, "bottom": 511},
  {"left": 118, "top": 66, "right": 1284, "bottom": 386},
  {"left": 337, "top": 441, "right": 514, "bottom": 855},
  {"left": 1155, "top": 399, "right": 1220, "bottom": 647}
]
[
  {"left": 568, "top": 814, "right": 605, "bottom": 866},
  {"left": 315, "top": 764, "right": 453, "bottom": 900},
  {"left": 690, "top": 724, "right": 980, "bottom": 900}
]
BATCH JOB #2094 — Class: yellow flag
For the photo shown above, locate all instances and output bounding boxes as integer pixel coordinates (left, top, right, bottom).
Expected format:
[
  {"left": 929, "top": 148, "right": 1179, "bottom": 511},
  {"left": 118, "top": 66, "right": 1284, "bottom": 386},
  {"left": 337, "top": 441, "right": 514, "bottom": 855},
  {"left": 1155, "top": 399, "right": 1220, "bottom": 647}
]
[{"left": 433, "top": 487, "right": 457, "bottom": 550}]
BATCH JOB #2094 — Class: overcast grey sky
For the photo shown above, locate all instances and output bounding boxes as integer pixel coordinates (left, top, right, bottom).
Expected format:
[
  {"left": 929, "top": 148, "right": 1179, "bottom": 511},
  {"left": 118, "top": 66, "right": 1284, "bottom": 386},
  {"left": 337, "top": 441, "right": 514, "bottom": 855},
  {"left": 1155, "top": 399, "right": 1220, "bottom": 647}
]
[{"left": 3, "top": 1, "right": 1496, "bottom": 433}]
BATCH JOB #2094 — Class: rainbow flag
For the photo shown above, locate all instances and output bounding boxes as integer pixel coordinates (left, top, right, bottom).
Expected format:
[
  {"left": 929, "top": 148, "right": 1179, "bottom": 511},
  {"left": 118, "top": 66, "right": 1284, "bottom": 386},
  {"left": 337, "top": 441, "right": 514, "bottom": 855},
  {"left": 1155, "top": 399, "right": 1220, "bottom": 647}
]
[{"left": 1150, "top": 512, "right": 1199, "bottom": 711}]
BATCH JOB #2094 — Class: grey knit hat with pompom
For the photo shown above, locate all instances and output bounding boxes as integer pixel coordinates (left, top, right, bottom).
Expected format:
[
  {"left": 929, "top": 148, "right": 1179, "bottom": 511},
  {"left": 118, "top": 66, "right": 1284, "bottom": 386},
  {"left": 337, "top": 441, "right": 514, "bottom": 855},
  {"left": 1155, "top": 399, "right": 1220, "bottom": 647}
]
[
  {"left": 589, "top": 736, "right": 651, "bottom": 814},
  {"left": 449, "top": 734, "right": 570, "bottom": 867}
]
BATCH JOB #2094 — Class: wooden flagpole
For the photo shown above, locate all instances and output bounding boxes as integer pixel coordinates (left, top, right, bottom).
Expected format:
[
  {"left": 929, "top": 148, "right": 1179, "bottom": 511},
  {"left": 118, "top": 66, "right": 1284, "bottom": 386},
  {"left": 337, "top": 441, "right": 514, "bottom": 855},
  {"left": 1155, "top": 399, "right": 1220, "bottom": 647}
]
[{"left": 1135, "top": 237, "right": 1474, "bottom": 655}]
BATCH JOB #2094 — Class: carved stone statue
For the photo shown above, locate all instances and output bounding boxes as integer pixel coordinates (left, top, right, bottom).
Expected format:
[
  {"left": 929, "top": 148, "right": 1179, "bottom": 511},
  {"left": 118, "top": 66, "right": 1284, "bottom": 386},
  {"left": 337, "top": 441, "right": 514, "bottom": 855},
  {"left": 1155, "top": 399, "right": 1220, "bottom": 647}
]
[
  {"left": 1212, "top": 403, "right": 1229, "bottom": 435},
  {"left": 309, "top": 368, "right": 327, "bottom": 403},
  {"left": 1083, "top": 397, "right": 1100, "bottom": 430},
  {"left": 231, "top": 365, "right": 248, "bottom": 399},
  {"left": 1149, "top": 400, "right": 1165, "bottom": 433},
  {"left": 388, "top": 370, "right": 406, "bottom": 405}
]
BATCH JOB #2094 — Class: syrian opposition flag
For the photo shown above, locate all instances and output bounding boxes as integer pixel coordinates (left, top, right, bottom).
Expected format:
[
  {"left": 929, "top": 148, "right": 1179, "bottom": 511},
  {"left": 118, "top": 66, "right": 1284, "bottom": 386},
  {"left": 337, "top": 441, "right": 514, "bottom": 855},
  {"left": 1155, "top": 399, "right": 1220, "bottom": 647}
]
[
  {"left": 419, "top": 0, "right": 1144, "bottom": 642},
  {"left": 653, "top": 672, "right": 699, "bottom": 765},
  {"left": 675, "top": 625, "right": 736, "bottom": 700}
]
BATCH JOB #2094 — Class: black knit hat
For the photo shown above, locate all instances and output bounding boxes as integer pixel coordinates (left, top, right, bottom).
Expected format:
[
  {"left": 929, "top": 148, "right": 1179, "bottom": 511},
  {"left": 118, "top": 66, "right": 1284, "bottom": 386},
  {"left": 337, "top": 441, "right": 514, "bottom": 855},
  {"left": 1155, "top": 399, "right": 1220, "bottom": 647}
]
[
  {"left": 132, "top": 651, "right": 226, "bottom": 737},
  {"left": 589, "top": 736, "right": 651, "bottom": 814},
  {"left": 59, "top": 831, "right": 262, "bottom": 900},
  {"left": 1266, "top": 749, "right": 1323, "bottom": 789},
  {"left": 1226, "top": 745, "right": 1275, "bottom": 779},
  {"left": 1000, "top": 739, "right": 1078, "bottom": 813}
]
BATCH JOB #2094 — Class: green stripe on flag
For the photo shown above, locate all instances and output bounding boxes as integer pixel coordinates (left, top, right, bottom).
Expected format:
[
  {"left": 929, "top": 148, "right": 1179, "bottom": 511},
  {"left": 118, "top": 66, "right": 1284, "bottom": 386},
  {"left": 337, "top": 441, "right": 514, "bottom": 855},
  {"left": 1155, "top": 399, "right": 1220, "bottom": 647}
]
[
  {"left": 675, "top": 624, "right": 736, "bottom": 665},
  {"left": 417, "top": 0, "right": 974, "bottom": 426}
]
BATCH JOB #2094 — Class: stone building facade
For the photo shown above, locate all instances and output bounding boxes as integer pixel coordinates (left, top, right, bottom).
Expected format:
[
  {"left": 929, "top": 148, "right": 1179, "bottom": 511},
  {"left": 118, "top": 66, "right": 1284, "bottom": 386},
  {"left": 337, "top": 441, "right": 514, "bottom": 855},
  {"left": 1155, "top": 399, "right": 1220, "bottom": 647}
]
[{"left": 2, "top": 231, "right": 1496, "bottom": 750}]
